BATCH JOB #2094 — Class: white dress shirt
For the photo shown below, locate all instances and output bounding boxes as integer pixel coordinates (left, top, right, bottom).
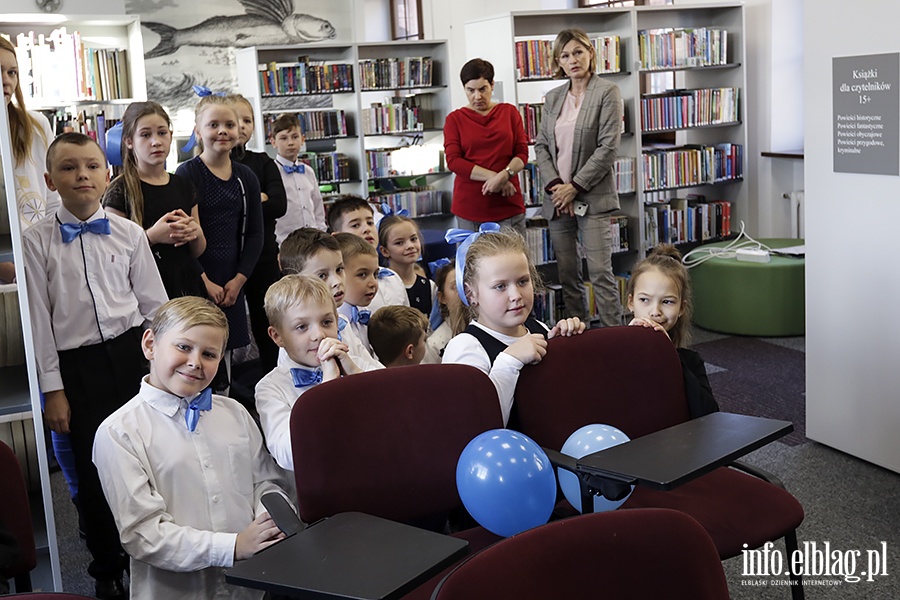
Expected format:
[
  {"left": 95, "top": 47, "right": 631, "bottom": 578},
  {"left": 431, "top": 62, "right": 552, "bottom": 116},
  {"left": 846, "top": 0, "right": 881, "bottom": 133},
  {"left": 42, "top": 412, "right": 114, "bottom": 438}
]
[
  {"left": 93, "top": 379, "right": 291, "bottom": 600},
  {"left": 422, "top": 320, "right": 452, "bottom": 365},
  {"left": 367, "top": 268, "right": 409, "bottom": 313},
  {"left": 273, "top": 155, "right": 326, "bottom": 246},
  {"left": 22, "top": 206, "right": 168, "bottom": 391},
  {"left": 337, "top": 302, "right": 375, "bottom": 359},
  {"left": 442, "top": 320, "right": 548, "bottom": 426},
  {"left": 255, "top": 355, "right": 323, "bottom": 472}
]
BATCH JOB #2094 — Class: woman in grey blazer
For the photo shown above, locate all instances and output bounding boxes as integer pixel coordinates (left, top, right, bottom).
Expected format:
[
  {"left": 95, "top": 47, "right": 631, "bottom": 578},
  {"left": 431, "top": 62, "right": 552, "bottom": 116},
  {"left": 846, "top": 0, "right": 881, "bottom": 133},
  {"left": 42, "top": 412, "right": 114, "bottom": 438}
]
[{"left": 534, "top": 28, "right": 623, "bottom": 327}]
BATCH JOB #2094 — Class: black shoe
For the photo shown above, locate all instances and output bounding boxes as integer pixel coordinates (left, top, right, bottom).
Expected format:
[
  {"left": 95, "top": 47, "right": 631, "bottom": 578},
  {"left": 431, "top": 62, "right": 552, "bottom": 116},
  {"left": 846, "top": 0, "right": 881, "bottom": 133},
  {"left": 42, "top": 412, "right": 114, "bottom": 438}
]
[{"left": 95, "top": 577, "right": 127, "bottom": 600}]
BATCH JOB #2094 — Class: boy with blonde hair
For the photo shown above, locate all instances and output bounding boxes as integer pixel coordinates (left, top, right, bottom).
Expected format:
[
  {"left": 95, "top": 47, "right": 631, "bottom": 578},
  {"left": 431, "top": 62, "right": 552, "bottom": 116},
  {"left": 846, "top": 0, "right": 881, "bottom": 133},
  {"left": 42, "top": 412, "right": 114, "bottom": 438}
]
[
  {"left": 333, "top": 232, "right": 380, "bottom": 357},
  {"left": 256, "top": 275, "right": 361, "bottom": 471},
  {"left": 367, "top": 305, "right": 429, "bottom": 368},
  {"left": 24, "top": 132, "right": 168, "bottom": 599},
  {"left": 93, "top": 296, "right": 292, "bottom": 600}
]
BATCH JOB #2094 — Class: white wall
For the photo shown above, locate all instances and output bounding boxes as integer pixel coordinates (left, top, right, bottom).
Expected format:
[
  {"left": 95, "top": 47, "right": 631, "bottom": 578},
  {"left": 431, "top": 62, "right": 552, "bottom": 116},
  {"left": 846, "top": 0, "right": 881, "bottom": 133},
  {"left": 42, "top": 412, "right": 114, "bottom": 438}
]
[
  {"left": 805, "top": 0, "right": 900, "bottom": 473},
  {"left": 3, "top": 0, "right": 124, "bottom": 14}
]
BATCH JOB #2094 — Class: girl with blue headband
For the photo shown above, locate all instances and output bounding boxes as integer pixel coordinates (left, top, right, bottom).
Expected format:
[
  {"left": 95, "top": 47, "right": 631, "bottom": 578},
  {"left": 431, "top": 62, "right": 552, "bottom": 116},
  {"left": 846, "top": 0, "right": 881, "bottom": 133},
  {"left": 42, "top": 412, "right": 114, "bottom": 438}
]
[{"left": 441, "top": 226, "right": 584, "bottom": 425}]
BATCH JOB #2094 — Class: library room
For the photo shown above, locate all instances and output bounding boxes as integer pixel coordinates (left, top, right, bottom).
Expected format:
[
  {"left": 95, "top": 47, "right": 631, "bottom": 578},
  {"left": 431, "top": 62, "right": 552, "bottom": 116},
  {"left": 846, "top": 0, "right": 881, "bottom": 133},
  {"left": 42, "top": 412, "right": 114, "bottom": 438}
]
[{"left": 0, "top": 0, "right": 896, "bottom": 598}]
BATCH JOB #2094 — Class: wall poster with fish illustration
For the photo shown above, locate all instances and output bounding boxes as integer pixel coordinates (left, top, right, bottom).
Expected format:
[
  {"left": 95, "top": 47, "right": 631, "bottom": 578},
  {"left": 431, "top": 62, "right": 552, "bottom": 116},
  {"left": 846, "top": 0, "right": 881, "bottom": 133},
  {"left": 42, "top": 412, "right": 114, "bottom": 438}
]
[{"left": 126, "top": 0, "right": 346, "bottom": 132}]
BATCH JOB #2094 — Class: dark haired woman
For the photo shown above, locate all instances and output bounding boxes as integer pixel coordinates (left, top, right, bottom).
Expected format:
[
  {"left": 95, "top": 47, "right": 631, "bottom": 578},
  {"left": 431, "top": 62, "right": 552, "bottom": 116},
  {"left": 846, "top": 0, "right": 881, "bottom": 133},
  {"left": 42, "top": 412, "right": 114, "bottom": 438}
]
[{"left": 443, "top": 58, "right": 528, "bottom": 236}]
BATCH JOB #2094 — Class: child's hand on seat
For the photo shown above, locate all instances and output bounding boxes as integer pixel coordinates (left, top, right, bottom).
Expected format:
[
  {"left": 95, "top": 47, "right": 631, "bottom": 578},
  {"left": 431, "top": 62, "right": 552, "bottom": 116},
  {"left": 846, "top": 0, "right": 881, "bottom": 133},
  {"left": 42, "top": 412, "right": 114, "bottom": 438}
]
[
  {"left": 503, "top": 334, "right": 548, "bottom": 365},
  {"left": 548, "top": 317, "right": 586, "bottom": 338},
  {"left": 628, "top": 317, "right": 671, "bottom": 340},
  {"left": 234, "top": 512, "right": 284, "bottom": 561}
]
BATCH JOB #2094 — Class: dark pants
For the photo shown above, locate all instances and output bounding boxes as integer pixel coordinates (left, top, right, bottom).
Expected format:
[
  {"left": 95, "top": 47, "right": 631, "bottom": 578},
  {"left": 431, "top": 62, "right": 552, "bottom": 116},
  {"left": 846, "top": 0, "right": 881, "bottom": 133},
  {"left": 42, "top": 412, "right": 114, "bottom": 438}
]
[
  {"left": 244, "top": 255, "right": 282, "bottom": 373},
  {"left": 58, "top": 327, "right": 146, "bottom": 582}
]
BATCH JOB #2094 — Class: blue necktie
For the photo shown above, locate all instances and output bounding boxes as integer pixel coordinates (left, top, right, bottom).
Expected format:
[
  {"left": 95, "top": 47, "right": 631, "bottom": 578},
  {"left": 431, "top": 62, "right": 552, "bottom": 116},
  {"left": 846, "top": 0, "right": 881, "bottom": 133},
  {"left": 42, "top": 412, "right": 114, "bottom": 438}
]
[
  {"left": 377, "top": 268, "right": 395, "bottom": 280},
  {"left": 351, "top": 306, "right": 371, "bottom": 325},
  {"left": 184, "top": 387, "right": 213, "bottom": 432},
  {"left": 59, "top": 218, "right": 111, "bottom": 244},
  {"left": 281, "top": 163, "right": 305, "bottom": 174},
  {"left": 291, "top": 367, "right": 323, "bottom": 388}
]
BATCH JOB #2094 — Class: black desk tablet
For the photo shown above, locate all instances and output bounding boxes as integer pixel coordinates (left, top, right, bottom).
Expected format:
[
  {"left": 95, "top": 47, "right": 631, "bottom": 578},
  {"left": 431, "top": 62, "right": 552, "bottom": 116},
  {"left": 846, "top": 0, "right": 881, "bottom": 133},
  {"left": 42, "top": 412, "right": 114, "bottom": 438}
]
[
  {"left": 225, "top": 511, "right": 469, "bottom": 599},
  {"left": 576, "top": 412, "right": 793, "bottom": 490}
]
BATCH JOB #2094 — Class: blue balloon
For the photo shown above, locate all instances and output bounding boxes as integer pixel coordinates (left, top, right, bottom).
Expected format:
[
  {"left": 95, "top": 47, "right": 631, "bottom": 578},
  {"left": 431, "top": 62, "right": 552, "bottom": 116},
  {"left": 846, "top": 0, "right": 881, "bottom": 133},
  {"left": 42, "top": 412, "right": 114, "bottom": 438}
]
[
  {"left": 456, "top": 429, "right": 557, "bottom": 538},
  {"left": 559, "top": 424, "right": 634, "bottom": 513}
]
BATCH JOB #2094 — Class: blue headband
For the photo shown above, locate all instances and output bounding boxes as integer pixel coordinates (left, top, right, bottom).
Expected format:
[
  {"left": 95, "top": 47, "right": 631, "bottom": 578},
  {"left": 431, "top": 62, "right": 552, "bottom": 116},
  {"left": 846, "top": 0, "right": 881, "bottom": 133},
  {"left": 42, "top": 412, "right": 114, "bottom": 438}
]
[
  {"left": 181, "top": 85, "right": 227, "bottom": 153},
  {"left": 444, "top": 223, "right": 500, "bottom": 306}
]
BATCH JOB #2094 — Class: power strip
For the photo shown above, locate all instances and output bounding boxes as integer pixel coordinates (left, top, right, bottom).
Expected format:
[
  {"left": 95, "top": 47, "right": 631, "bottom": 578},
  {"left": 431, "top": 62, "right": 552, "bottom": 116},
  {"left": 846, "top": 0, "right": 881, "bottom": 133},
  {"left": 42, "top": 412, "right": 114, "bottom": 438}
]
[{"left": 736, "top": 248, "right": 771, "bottom": 263}]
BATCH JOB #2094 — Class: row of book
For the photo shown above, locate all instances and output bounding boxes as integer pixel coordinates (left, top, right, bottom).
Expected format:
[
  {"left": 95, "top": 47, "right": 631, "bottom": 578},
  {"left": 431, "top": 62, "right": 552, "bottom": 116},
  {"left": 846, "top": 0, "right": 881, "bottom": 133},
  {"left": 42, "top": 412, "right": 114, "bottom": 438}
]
[
  {"left": 518, "top": 158, "right": 636, "bottom": 205},
  {"left": 525, "top": 225, "right": 556, "bottom": 265},
  {"left": 515, "top": 35, "right": 621, "bottom": 81},
  {"left": 298, "top": 152, "right": 353, "bottom": 184},
  {"left": 14, "top": 28, "right": 131, "bottom": 102},
  {"left": 641, "top": 87, "right": 739, "bottom": 131},
  {"left": 532, "top": 274, "right": 632, "bottom": 326},
  {"left": 641, "top": 143, "right": 743, "bottom": 191},
  {"left": 376, "top": 188, "right": 446, "bottom": 217},
  {"left": 365, "top": 145, "right": 445, "bottom": 178},
  {"left": 615, "top": 157, "right": 636, "bottom": 194},
  {"left": 361, "top": 97, "right": 433, "bottom": 135},
  {"left": 644, "top": 198, "right": 732, "bottom": 246},
  {"left": 638, "top": 27, "right": 728, "bottom": 70},
  {"left": 263, "top": 110, "right": 348, "bottom": 140},
  {"left": 358, "top": 57, "right": 434, "bottom": 90},
  {"left": 527, "top": 215, "right": 629, "bottom": 262},
  {"left": 259, "top": 60, "right": 353, "bottom": 97}
]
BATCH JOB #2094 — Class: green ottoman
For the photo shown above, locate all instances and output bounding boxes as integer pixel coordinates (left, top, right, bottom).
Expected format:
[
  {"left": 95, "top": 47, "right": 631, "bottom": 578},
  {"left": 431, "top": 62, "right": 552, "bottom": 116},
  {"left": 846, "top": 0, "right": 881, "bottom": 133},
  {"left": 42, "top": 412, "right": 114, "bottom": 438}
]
[{"left": 689, "top": 238, "right": 805, "bottom": 336}]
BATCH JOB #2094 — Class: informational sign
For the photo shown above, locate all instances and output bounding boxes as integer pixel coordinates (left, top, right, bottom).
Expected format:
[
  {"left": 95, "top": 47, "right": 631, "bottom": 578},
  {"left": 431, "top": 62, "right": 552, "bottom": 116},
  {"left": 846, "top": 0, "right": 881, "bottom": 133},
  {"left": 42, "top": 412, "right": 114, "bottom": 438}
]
[{"left": 833, "top": 53, "right": 899, "bottom": 175}]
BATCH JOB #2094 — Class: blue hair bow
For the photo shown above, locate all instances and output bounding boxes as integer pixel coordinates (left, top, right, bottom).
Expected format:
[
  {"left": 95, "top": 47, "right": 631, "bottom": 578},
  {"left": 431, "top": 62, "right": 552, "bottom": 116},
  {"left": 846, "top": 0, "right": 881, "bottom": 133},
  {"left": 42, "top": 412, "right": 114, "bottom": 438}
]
[
  {"left": 444, "top": 223, "right": 500, "bottom": 306},
  {"left": 181, "top": 85, "right": 227, "bottom": 153},
  {"left": 380, "top": 203, "right": 410, "bottom": 218},
  {"left": 428, "top": 256, "right": 450, "bottom": 275},
  {"left": 106, "top": 122, "right": 124, "bottom": 167}
]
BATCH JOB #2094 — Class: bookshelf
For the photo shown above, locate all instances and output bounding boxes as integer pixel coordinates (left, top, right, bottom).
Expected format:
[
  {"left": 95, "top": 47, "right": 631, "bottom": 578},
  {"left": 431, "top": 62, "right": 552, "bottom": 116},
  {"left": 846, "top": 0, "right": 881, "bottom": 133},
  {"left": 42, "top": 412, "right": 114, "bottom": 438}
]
[
  {"left": 0, "top": 14, "right": 148, "bottom": 591},
  {"left": 1, "top": 15, "right": 147, "bottom": 152},
  {"left": 235, "top": 40, "right": 453, "bottom": 219},
  {"left": 465, "top": 3, "right": 748, "bottom": 276}
]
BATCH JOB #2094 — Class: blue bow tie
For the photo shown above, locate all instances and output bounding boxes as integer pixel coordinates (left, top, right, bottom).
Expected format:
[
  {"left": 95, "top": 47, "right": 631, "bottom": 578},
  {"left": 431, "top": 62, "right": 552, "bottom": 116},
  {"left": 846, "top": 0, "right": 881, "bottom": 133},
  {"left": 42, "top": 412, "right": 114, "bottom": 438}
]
[
  {"left": 59, "top": 218, "right": 111, "bottom": 244},
  {"left": 337, "top": 317, "right": 346, "bottom": 342},
  {"left": 281, "top": 162, "right": 305, "bottom": 174},
  {"left": 184, "top": 387, "right": 213, "bottom": 432},
  {"left": 377, "top": 268, "right": 395, "bottom": 280},
  {"left": 291, "top": 367, "right": 323, "bottom": 388},
  {"left": 351, "top": 306, "right": 371, "bottom": 325}
]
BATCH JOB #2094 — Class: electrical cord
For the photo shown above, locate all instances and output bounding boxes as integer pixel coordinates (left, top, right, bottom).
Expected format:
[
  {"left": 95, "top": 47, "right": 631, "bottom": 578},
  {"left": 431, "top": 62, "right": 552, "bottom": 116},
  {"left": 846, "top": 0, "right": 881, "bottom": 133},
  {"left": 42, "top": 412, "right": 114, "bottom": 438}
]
[{"left": 681, "top": 221, "right": 773, "bottom": 269}]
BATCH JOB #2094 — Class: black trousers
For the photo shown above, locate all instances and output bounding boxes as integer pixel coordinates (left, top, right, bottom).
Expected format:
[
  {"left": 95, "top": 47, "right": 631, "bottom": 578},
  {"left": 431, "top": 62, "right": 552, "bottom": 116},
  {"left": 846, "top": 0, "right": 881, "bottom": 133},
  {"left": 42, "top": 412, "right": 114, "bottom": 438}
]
[
  {"left": 58, "top": 326, "right": 146, "bottom": 581},
  {"left": 244, "top": 254, "right": 282, "bottom": 373}
]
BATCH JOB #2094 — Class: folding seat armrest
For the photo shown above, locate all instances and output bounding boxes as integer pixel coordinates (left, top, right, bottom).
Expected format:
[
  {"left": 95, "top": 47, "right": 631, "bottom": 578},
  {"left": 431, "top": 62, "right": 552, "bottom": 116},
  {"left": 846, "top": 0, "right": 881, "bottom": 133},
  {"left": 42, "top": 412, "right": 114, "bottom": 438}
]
[
  {"left": 542, "top": 447, "right": 633, "bottom": 508},
  {"left": 728, "top": 459, "right": 787, "bottom": 490}
]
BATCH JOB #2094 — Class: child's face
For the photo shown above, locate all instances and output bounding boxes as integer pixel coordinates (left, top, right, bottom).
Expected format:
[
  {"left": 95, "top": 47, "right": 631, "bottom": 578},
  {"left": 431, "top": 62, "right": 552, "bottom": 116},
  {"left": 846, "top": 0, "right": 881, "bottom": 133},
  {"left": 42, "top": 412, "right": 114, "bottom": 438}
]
[
  {"left": 343, "top": 253, "right": 380, "bottom": 307},
  {"left": 268, "top": 299, "right": 339, "bottom": 367},
  {"left": 379, "top": 221, "right": 422, "bottom": 266},
  {"left": 127, "top": 113, "right": 172, "bottom": 170},
  {"left": 437, "top": 267, "right": 461, "bottom": 313},
  {"left": 196, "top": 105, "right": 238, "bottom": 155},
  {"left": 231, "top": 101, "right": 255, "bottom": 146},
  {"left": 1, "top": 48, "right": 19, "bottom": 107},
  {"left": 336, "top": 208, "right": 377, "bottom": 247},
  {"left": 142, "top": 324, "right": 225, "bottom": 398},
  {"left": 469, "top": 251, "right": 534, "bottom": 336},
  {"left": 627, "top": 268, "right": 683, "bottom": 333},
  {"left": 298, "top": 248, "right": 346, "bottom": 307},
  {"left": 45, "top": 142, "right": 110, "bottom": 216},
  {"left": 271, "top": 126, "right": 303, "bottom": 162}
]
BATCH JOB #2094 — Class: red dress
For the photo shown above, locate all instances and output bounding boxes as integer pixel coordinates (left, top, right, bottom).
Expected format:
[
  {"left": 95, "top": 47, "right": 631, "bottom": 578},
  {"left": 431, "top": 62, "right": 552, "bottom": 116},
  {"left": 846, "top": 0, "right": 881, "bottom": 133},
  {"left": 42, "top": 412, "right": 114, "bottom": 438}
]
[{"left": 444, "top": 103, "right": 529, "bottom": 222}]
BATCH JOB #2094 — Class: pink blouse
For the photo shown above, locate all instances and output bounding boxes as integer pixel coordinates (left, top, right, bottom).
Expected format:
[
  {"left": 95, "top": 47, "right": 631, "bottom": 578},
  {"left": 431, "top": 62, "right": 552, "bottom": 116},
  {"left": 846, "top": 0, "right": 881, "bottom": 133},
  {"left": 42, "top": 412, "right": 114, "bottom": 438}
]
[{"left": 554, "top": 92, "right": 583, "bottom": 183}]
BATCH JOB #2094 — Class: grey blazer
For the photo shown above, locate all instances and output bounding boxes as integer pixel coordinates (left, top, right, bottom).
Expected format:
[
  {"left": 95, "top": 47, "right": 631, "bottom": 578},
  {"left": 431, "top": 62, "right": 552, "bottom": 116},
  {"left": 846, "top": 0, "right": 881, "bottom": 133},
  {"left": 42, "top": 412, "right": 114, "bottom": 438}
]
[{"left": 534, "top": 74, "right": 622, "bottom": 219}]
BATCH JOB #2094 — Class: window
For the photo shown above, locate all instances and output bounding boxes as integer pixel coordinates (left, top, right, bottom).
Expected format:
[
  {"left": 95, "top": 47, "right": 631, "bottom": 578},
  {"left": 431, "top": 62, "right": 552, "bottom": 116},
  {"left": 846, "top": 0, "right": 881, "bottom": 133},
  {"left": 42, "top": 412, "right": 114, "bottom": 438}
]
[
  {"left": 391, "top": 0, "right": 423, "bottom": 41},
  {"left": 579, "top": 0, "right": 673, "bottom": 7}
]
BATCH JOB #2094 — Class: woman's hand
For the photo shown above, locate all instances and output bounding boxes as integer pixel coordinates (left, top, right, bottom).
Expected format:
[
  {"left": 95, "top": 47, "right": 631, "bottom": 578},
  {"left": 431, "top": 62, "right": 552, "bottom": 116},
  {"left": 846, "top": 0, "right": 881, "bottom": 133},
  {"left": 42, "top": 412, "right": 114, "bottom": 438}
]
[
  {"left": 481, "top": 170, "right": 511, "bottom": 195},
  {"left": 500, "top": 181, "right": 517, "bottom": 197},
  {"left": 549, "top": 183, "right": 577, "bottom": 216}
]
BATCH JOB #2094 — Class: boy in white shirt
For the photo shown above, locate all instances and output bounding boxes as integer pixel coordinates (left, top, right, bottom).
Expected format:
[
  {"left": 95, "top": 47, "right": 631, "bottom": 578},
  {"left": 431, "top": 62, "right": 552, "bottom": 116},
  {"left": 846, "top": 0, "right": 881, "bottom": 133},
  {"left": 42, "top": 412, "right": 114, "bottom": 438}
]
[
  {"left": 271, "top": 113, "right": 326, "bottom": 245},
  {"left": 278, "top": 227, "right": 383, "bottom": 371},
  {"left": 327, "top": 196, "right": 408, "bottom": 311},
  {"left": 93, "top": 296, "right": 292, "bottom": 600},
  {"left": 23, "top": 132, "right": 168, "bottom": 599},
  {"left": 333, "top": 232, "right": 380, "bottom": 358},
  {"left": 255, "top": 274, "right": 361, "bottom": 471},
  {"left": 94, "top": 296, "right": 289, "bottom": 600}
]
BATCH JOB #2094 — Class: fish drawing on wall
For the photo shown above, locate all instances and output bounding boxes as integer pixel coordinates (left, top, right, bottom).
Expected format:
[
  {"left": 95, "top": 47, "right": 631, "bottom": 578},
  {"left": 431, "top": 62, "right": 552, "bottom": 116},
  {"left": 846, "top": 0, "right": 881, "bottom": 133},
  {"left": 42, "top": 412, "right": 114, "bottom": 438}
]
[{"left": 143, "top": 0, "right": 336, "bottom": 59}]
